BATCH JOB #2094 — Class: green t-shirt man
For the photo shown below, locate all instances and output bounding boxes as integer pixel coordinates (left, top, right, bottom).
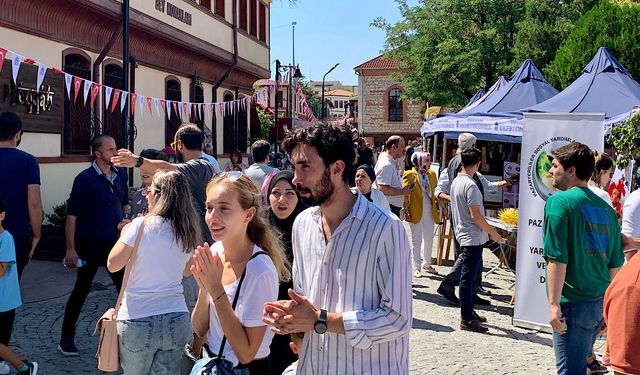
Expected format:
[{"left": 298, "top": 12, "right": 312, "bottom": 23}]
[{"left": 543, "top": 186, "right": 625, "bottom": 303}]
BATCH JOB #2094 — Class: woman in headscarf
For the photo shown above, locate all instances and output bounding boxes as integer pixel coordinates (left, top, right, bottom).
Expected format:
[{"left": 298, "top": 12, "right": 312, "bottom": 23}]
[
  {"left": 353, "top": 164, "right": 391, "bottom": 214},
  {"left": 264, "top": 171, "right": 306, "bottom": 375},
  {"left": 223, "top": 150, "right": 248, "bottom": 172}
]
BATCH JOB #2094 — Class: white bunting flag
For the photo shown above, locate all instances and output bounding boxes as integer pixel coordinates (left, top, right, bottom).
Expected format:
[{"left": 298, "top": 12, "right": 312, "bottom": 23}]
[
  {"left": 178, "top": 102, "right": 184, "bottom": 120},
  {"left": 186, "top": 102, "right": 192, "bottom": 120},
  {"left": 105, "top": 86, "right": 113, "bottom": 109},
  {"left": 64, "top": 73, "right": 73, "bottom": 99},
  {"left": 120, "top": 91, "right": 128, "bottom": 113},
  {"left": 166, "top": 101, "right": 172, "bottom": 120},
  {"left": 11, "top": 52, "right": 23, "bottom": 84},
  {"left": 83, "top": 80, "right": 92, "bottom": 104},
  {"left": 139, "top": 95, "right": 145, "bottom": 117},
  {"left": 154, "top": 98, "right": 161, "bottom": 117},
  {"left": 36, "top": 63, "right": 47, "bottom": 92}
]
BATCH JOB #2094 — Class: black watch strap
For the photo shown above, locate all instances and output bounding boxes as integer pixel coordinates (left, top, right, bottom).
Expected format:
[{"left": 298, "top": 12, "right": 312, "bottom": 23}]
[{"left": 135, "top": 156, "right": 144, "bottom": 168}]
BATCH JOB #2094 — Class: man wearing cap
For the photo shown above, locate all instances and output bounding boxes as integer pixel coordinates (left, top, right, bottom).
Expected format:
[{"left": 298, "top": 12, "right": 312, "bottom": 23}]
[{"left": 374, "top": 135, "right": 412, "bottom": 216}]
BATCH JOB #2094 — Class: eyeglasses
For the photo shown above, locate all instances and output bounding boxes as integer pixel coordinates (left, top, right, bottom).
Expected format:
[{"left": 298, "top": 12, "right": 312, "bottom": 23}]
[
  {"left": 215, "top": 171, "right": 243, "bottom": 181},
  {"left": 170, "top": 140, "right": 178, "bottom": 150}
]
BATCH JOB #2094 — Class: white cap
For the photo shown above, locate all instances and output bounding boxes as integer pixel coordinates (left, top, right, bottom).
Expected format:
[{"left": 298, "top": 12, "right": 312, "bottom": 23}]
[{"left": 458, "top": 133, "right": 477, "bottom": 151}]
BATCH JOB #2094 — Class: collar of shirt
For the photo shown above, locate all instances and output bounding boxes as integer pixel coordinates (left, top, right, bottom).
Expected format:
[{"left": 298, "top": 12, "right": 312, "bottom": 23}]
[
  {"left": 308, "top": 192, "right": 368, "bottom": 229},
  {"left": 92, "top": 160, "right": 118, "bottom": 184}
]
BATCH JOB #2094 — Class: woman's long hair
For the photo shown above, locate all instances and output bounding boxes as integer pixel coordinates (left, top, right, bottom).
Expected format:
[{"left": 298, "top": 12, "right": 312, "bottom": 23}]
[
  {"left": 148, "top": 169, "right": 202, "bottom": 252},
  {"left": 591, "top": 151, "right": 614, "bottom": 187},
  {"left": 207, "top": 174, "right": 291, "bottom": 282}
]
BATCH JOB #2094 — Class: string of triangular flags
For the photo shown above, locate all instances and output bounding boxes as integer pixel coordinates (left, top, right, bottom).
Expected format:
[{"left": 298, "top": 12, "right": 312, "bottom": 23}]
[
  {"left": 0, "top": 47, "right": 256, "bottom": 121},
  {"left": 296, "top": 84, "right": 318, "bottom": 123}
]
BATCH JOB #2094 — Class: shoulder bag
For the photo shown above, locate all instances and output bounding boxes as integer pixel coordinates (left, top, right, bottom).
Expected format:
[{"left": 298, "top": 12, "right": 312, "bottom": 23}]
[
  {"left": 94, "top": 218, "right": 146, "bottom": 372},
  {"left": 190, "top": 251, "right": 267, "bottom": 375}
]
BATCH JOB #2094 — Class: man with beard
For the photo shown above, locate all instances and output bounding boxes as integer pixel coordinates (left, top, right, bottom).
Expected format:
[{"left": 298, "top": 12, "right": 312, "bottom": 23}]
[
  {"left": 0, "top": 112, "right": 43, "bottom": 281},
  {"left": 263, "top": 124, "right": 412, "bottom": 374},
  {"left": 543, "top": 142, "right": 624, "bottom": 374},
  {"left": 374, "top": 135, "right": 412, "bottom": 216},
  {"left": 58, "top": 135, "right": 129, "bottom": 356}
]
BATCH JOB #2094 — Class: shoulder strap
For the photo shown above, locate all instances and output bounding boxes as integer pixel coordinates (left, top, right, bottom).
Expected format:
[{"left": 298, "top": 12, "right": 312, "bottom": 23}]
[
  {"left": 217, "top": 250, "right": 267, "bottom": 358},
  {"left": 114, "top": 218, "right": 146, "bottom": 314}
]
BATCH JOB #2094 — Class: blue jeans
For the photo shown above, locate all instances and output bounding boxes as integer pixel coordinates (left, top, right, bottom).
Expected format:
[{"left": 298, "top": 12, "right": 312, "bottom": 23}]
[
  {"left": 459, "top": 245, "right": 483, "bottom": 321},
  {"left": 118, "top": 311, "right": 192, "bottom": 375},
  {"left": 552, "top": 297, "right": 604, "bottom": 375}
]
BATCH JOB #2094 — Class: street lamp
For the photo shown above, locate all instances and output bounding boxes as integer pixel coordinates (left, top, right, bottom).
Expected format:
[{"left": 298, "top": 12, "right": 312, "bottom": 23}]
[{"left": 321, "top": 63, "right": 339, "bottom": 121}]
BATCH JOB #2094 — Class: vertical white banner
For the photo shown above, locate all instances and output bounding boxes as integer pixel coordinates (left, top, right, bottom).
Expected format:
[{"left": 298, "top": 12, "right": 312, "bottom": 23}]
[{"left": 514, "top": 113, "right": 604, "bottom": 331}]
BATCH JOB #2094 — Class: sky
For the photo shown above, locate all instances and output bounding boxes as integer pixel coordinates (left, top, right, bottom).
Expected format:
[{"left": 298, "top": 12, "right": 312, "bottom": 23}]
[{"left": 269, "top": 0, "right": 407, "bottom": 86}]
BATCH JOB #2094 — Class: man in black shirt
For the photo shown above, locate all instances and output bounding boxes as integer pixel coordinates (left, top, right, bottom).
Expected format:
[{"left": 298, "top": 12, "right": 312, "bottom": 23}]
[{"left": 356, "top": 138, "right": 375, "bottom": 167}]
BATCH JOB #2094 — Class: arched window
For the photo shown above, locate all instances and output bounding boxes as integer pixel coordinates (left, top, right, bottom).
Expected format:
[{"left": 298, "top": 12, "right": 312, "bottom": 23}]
[
  {"left": 191, "top": 84, "right": 205, "bottom": 129},
  {"left": 63, "top": 53, "right": 92, "bottom": 155},
  {"left": 388, "top": 88, "right": 403, "bottom": 122},
  {"left": 165, "top": 78, "right": 182, "bottom": 146},
  {"left": 223, "top": 92, "right": 236, "bottom": 154},
  {"left": 103, "top": 64, "right": 123, "bottom": 146}
]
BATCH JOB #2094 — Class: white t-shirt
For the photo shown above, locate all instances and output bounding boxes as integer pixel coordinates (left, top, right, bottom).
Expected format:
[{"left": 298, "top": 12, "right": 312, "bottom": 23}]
[
  {"left": 244, "top": 163, "right": 278, "bottom": 191},
  {"left": 374, "top": 152, "right": 404, "bottom": 208},
  {"left": 206, "top": 242, "right": 278, "bottom": 367},
  {"left": 622, "top": 189, "right": 640, "bottom": 237},
  {"left": 117, "top": 216, "right": 192, "bottom": 320},
  {"left": 588, "top": 185, "right": 613, "bottom": 208}
]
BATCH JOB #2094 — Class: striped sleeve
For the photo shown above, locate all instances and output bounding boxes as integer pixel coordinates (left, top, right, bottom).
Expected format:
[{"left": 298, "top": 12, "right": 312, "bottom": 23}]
[{"left": 341, "top": 218, "right": 412, "bottom": 349}]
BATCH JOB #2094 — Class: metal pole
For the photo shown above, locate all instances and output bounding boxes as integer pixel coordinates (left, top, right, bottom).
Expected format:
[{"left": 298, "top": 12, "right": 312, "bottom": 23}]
[
  {"left": 292, "top": 22, "right": 296, "bottom": 68},
  {"left": 275, "top": 60, "right": 281, "bottom": 155},
  {"left": 122, "top": 0, "right": 130, "bottom": 149},
  {"left": 321, "top": 63, "right": 339, "bottom": 121}
]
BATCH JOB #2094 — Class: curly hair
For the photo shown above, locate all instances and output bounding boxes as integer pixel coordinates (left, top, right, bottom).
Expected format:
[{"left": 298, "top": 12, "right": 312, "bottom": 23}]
[{"left": 282, "top": 124, "right": 355, "bottom": 182}]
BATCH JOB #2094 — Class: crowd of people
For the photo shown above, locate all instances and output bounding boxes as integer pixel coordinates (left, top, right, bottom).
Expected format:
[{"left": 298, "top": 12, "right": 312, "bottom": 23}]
[{"left": 0, "top": 108, "right": 638, "bottom": 375}]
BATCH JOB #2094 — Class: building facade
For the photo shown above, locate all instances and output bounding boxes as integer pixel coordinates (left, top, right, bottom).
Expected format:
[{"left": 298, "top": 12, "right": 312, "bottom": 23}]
[
  {"left": 0, "top": 0, "right": 271, "bottom": 214},
  {"left": 354, "top": 55, "right": 423, "bottom": 146}
]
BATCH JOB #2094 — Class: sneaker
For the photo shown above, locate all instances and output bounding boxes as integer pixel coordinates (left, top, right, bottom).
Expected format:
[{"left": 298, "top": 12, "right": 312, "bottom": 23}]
[
  {"left": 474, "top": 295, "right": 491, "bottom": 306},
  {"left": 0, "top": 361, "right": 9, "bottom": 375},
  {"left": 460, "top": 319, "right": 489, "bottom": 333},
  {"left": 57, "top": 337, "right": 79, "bottom": 356},
  {"left": 421, "top": 265, "right": 439, "bottom": 275},
  {"left": 472, "top": 310, "right": 487, "bottom": 323},
  {"left": 437, "top": 286, "right": 460, "bottom": 306},
  {"left": 476, "top": 285, "right": 492, "bottom": 296},
  {"left": 587, "top": 359, "right": 608, "bottom": 374},
  {"left": 413, "top": 270, "right": 422, "bottom": 278},
  {"left": 17, "top": 361, "right": 38, "bottom": 375}
]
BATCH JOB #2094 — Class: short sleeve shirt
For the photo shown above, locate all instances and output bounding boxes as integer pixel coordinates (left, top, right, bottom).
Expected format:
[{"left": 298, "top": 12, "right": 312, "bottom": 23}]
[
  {"left": 621, "top": 189, "right": 640, "bottom": 237},
  {"left": 449, "top": 174, "right": 488, "bottom": 246},
  {"left": 176, "top": 158, "right": 215, "bottom": 243},
  {"left": 374, "top": 152, "right": 404, "bottom": 207},
  {"left": 543, "top": 187, "right": 625, "bottom": 303},
  {"left": 0, "top": 148, "right": 40, "bottom": 238},
  {"left": 0, "top": 230, "right": 21, "bottom": 312}
]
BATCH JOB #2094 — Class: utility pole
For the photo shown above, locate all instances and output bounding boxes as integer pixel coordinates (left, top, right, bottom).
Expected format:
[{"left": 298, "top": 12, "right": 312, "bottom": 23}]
[{"left": 122, "top": 0, "right": 130, "bottom": 149}]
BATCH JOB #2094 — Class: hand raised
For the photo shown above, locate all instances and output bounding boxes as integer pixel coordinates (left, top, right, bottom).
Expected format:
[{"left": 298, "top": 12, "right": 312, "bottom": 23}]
[
  {"left": 110, "top": 149, "right": 138, "bottom": 168},
  {"left": 191, "top": 243, "right": 224, "bottom": 296}
]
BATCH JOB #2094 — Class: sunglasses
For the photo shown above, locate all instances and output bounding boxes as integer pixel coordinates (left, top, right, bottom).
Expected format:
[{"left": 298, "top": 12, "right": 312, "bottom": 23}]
[{"left": 215, "top": 171, "right": 243, "bottom": 181}]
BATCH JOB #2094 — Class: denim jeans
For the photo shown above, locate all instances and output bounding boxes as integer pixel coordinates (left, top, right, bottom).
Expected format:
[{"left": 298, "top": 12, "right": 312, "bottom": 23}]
[
  {"left": 459, "top": 245, "right": 483, "bottom": 321},
  {"left": 552, "top": 297, "right": 604, "bottom": 375},
  {"left": 118, "top": 311, "right": 192, "bottom": 375}
]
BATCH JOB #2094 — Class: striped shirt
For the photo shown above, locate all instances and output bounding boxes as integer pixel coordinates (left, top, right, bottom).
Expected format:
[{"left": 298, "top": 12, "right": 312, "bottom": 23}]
[{"left": 291, "top": 193, "right": 412, "bottom": 374}]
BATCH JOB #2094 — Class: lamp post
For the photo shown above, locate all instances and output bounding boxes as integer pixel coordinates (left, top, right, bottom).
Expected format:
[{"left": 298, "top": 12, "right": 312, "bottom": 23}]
[
  {"left": 275, "top": 59, "right": 281, "bottom": 156},
  {"left": 321, "top": 63, "right": 339, "bottom": 121},
  {"left": 292, "top": 21, "right": 297, "bottom": 67}
]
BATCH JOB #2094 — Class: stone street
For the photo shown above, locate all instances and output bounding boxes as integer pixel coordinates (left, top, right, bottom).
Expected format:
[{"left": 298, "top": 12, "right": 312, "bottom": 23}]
[{"left": 9, "top": 253, "right": 609, "bottom": 374}]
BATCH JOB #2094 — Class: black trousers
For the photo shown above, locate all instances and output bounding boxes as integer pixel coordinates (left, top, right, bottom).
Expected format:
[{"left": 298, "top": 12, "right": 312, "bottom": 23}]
[
  {"left": 60, "top": 238, "right": 124, "bottom": 338},
  {"left": 14, "top": 235, "right": 31, "bottom": 281},
  {"left": 439, "top": 237, "right": 484, "bottom": 291},
  {"left": 0, "top": 309, "right": 16, "bottom": 345}
]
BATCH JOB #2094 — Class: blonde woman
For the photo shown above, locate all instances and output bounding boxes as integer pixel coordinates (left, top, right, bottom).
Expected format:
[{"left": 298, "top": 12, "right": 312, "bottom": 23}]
[
  {"left": 191, "top": 173, "right": 290, "bottom": 374},
  {"left": 107, "top": 170, "right": 202, "bottom": 375}
]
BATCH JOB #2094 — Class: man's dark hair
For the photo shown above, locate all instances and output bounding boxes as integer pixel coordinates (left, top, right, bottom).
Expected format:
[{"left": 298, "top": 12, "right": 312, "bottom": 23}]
[
  {"left": 140, "top": 148, "right": 170, "bottom": 161},
  {"left": 251, "top": 139, "right": 271, "bottom": 163},
  {"left": 0, "top": 193, "right": 5, "bottom": 214},
  {"left": 460, "top": 147, "right": 482, "bottom": 167},
  {"left": 552, "top": 142, "right": 595, "bottom": 181},
  {"left": 91, "top": 134, "right": 114, "bottom": 158},
  {"left": 175, "top": 124, "right": 204, "bottom": 151},
  {"left": 0, "top": 112, "right": 22, "bottom": 141},
  {"left": 283, "top": 124, "right": 355, "bottom": 182},
  {"left": 385, "top": 135, "right": 402, "bottom": 149}
]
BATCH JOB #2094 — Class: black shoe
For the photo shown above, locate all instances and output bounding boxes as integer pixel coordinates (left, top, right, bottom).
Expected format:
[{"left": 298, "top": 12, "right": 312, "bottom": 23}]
[
  {"left": 474, "top": 295, "right": 491, "bottom": 306},
  {"left": 587, "top": 358, "right": 608, "bottom": 374},
  {"left": 17, "top": 361, "right": 38, "bottom": 375},
  {"left": 460, "top": 319, "right": 489, "bottom": 333},
  {"left": 476, "top": 285, "right": 492, "bottom": 296},
  {"left": 437, "top": 286, "right": 460, "bottom": 306},
  {"left": 58, "top": 336, "right": 78, "bottom": 357},
  {"left": 472, "top": 310, "right": 487, "bottom": 323}
]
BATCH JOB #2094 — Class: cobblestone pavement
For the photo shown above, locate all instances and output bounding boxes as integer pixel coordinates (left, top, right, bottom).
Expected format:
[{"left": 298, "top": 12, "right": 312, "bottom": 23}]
[{"left": 10, "top": 255, "right": 610, "bottom": 374}]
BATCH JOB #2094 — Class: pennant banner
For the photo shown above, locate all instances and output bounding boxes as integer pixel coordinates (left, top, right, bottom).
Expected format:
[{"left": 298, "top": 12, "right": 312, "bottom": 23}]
[
  {"left": 105, "top": 86, "right": 113, "bottom": 109},
  {"left": 120, "top": 91, "right": 128, "bottom": 113},
  {"left": 90, "top": 83, "right": 100, "bottom": 107},
  {"left": 36, "top": 63, "right": 47, "bottom": 92},
  {"left": 83, "top": 80, "right": 92, "bottom": 105},
  {"left": 130, "top": 93, "right": 137, "bottom": 115},
  {"left": 11, "top": 52, "right": 23, "bottom": 84},
  {"left": 64, "top": 73, "right": 73, "bottom": 100},
  {"left": 0, "top": 48, "right": 7, "bottom": 76},
  {"left": 72, "top": 76, "right": 82, "bottom": 102},
  {"left": 110, "top": 89, "right": 121, "bottom": 113}
]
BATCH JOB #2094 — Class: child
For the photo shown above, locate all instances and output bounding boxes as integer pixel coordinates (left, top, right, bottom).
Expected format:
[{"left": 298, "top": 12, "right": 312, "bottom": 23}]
[
  {"left": 0, "top": 196, "right": 38, "bottom": 375},
  {"left": 281, "top": 332, "right": 304, "bottom": 375}
]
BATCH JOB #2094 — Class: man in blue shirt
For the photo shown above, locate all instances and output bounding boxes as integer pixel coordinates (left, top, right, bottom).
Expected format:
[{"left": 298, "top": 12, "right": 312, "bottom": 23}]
[
  {"left": 58, "top": 135, "right": 129, "bottom": 357},
  {"left": 0, "top": 112, "right": 43, "bottom": 280}
]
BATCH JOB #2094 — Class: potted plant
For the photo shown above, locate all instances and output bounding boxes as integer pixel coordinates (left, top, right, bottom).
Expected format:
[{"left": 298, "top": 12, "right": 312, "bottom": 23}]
[{"left": 36, "top": 202, "right": 67, "bottom": 261}]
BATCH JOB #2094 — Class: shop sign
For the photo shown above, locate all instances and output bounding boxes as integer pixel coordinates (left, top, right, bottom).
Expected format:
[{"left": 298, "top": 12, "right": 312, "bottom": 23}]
[{"left": 155, "top": 0, "right": 193, "bottom": 26}]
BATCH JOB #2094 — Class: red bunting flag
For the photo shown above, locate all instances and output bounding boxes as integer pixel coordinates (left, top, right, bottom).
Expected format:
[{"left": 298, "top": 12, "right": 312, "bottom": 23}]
[
  {"left": 172, "top": 101, "right": 178, "bottom": 117},
  {"left": 147, "top": 97, "right": 153, "bottom": 116},
  {"left": 181, "top": 102, "right": 188, "bottom": 119},
  {"left": 90, "top": 83, "right": 101, "bottom": 107},
  {"left": 160, "top": 99, "right": 166, "bottom": 114},
  {"left": 110, "top": 89, "right": 121, "bottom": 112},
  {"left": 192, "top": 103, "right": 197, "bottom": 120},
  {"left": 130, "top": 93, "right": 137, "bottom": 115},
  {"left": 51, "top": 67, "right": 63, "bottom": 74},
  {"left": 72, "top": 76, "right": 82, "bottom": 102},
  {"left": 23, "top": 58, "right": 36, "bottom": 65},
  {"left": 0, "top": 48, "right": 7, "bottom": 75}
]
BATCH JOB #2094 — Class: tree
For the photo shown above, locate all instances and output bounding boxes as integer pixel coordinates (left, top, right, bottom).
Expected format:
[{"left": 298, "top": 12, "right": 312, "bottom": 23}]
[
  {"left": 545, "top": 0, "right": 640, "bottom": 89},
  {"left": 373, "top": 0, "right": 524, "bottom": 108},
  {"left": 510, "top": 0, "right": 598, "bottom": 73}
]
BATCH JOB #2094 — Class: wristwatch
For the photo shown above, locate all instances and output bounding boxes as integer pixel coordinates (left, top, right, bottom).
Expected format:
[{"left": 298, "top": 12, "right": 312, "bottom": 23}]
[
  {"left": 314, "top": 309, "right": 328, "bottom": 334},
  {"left": 135, "top": 156, "right": 144, "bottom": 168}
]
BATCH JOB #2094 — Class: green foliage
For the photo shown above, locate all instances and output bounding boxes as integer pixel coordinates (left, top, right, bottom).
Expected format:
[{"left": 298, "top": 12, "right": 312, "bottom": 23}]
[
  {"left": 608, "top": 112, "right": 640, "bottom": 169},
  {"left": 257, "top": 107, "right": 274, "bottom": 140},
  {"left": 545, "top": 0, "right": 640, "bottom": 89},
  {"left": 44, "top": 202, "right": 67, "bottom": 230}
]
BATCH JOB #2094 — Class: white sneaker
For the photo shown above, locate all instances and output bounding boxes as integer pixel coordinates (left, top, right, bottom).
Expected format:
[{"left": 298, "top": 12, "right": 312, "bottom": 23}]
[
  {"left": 413, "top": 270, "right": 422, "bottom": 278},
  {"left": 0, "top": 361, "right": 10, "bottom": 375}
]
